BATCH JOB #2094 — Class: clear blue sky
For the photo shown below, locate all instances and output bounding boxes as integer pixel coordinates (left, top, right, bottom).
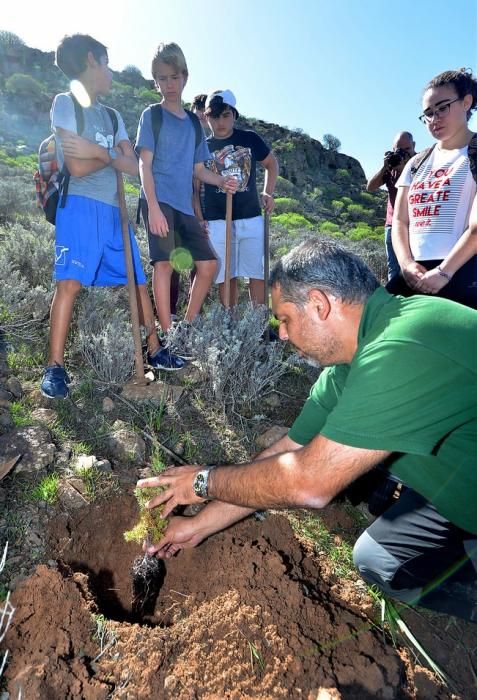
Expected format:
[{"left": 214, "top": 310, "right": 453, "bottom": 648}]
[{"left": 3, "top": 0, "right": 477, "bottom": 178}]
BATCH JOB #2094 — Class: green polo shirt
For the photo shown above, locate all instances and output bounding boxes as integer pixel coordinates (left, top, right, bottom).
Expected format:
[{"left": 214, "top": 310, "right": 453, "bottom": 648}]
[{"left": 289, "top": 287, "right": 477, "bottom": 534}]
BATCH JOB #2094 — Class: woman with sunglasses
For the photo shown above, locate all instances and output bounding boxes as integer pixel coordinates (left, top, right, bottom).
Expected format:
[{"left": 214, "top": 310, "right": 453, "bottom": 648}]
[{"left": 390, "top": 69, "right": 477, "bottom": 308}]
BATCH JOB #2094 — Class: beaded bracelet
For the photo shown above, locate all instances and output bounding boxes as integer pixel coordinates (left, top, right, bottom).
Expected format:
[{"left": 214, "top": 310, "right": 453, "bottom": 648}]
[{"left": 437, "top": 266, "right": 452, "bottom": 281}]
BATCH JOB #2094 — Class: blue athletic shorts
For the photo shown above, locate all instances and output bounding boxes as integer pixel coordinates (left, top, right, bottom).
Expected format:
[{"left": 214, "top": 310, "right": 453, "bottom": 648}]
[{"left": 54, "top": 195, "right": 146, "bottom": 286}]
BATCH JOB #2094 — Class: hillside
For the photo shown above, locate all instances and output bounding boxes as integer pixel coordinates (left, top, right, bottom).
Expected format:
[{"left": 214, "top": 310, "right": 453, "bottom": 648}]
[{"left": 0, "top": 32, "right": 387, "bottom": 242}]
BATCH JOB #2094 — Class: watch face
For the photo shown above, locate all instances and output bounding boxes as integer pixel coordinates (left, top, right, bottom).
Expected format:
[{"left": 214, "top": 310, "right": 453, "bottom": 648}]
[{"left": 194, "top": 471, "right": 208, "bottom": 498}]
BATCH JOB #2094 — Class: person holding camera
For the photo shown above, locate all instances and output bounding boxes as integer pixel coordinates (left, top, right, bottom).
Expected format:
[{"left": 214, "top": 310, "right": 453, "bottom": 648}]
[{"left": 367, "top": 132, "right": 415, "bottom": 279}]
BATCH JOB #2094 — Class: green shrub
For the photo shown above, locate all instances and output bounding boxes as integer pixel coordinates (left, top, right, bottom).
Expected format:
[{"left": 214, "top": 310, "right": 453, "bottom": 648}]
[
  {"left": 272, "top": 212, "right": 313, "bottom": 229},
  {"left": 273, "top": 197, "right": 302, "bottom": 214},
  {"left": 331, "top": 200, "right": 345, "bottom": 214},
  {"left": 360, "top": 192, "right": 376, "bottom": 205},
  {"left": 319, "top": 221, "right": 340, "bottom": 234},
  {"left": 5, "top": 74, "right": 44, "bottom": 100},
  {"left": 275, "top": 175, "right": 297, "bottom": 196}
]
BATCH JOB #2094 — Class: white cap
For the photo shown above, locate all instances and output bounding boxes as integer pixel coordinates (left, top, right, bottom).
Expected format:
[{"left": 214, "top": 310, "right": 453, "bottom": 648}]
[{"left": 205, "top": 89, "right": 237, "bottom": 110}]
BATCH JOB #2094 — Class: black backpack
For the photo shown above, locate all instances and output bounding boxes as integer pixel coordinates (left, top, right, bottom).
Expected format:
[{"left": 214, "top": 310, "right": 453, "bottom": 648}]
[
  {"left": 410, "top": 132, "right": 477, "bottom": 183},
  {"left": 136, "top": 103, "right": 203, "bottom": 224},
  {"left": 34, "top": 94, "right": 118, "bottom": 224}
]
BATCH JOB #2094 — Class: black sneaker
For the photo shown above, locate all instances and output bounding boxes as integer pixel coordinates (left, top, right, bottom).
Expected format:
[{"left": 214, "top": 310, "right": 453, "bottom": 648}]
[
  {"left": 147, "top": 347, "right": 187, "bottom": 371},
  {"left": 41, "top": 363, "right": 71, "bottom": 399}
]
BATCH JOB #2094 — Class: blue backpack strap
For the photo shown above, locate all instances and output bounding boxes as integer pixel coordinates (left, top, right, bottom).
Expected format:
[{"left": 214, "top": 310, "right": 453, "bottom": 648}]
[{"left": 467, "top": 133, "right": 477, "bottom": 185}]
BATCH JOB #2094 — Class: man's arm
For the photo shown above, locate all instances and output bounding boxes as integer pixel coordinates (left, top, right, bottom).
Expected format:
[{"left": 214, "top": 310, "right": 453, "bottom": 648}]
[
  {"left": 259, "top": 152, "right": 279, "bottom": 213},
  {"left": 366, "top": 165, "right": 388, "bottom": 192},
  {"left": 59, "top": 130, "right": 138, "bottom": 178},
  {"left": 143, "top": 434, "right": 390, "bottom": 517},
  {"left": 145, "top": 433, "right": 302, "bottom": 557}
]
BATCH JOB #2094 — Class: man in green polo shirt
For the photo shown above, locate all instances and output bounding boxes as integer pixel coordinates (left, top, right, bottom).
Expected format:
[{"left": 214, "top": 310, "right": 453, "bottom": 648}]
[{"left": 138, "top": 240, "right": 477, "bottom": 621}]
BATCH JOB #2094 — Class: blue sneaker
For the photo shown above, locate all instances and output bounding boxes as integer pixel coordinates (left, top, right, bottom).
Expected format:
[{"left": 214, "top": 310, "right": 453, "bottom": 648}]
[
  {"left": 41, "top": 364, "right": 71, "bottom": 399},
  {"left": 147, "top": 347, "right": 187, "bottom": 372}
]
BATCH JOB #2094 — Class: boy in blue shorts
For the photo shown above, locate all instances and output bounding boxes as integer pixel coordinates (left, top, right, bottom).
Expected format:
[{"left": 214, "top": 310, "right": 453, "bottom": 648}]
[
  {"left": 41, "top": 34, "right": 178, "bottom": 400},
  {"left": 204, "top": 90, "right": 278, "bottom": 306},
  {"left": 136, "top": 43, "right": 237, "bottom": 349}
]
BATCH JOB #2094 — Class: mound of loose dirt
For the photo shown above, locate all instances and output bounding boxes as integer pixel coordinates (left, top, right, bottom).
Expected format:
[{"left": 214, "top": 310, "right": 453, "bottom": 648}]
[{"left": 4, "top": 494, "right": 454, "bottom": 698}]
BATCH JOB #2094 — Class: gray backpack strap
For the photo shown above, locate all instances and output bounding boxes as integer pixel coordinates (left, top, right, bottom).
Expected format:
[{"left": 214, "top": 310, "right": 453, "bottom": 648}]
[
  {"left": 467, "top": 133, "right": 477, "bottom": 184},
  {"left": 410, "top": 145, "right": 435, "bottom": 181}
]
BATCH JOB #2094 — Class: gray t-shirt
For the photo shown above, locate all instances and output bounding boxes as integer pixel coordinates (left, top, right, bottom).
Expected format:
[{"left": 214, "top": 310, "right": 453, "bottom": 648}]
[
  {"left": 51, "top": 93, "right": 129, "bottom": 207},
  {"left": 135, "top": 106, "right": 210, "bottom": 216}
]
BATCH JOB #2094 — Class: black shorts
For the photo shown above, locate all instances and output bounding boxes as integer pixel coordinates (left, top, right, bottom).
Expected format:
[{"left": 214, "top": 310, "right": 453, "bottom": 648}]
[{"left": 141, "top": 200, "right": 216, "bottom": 265}]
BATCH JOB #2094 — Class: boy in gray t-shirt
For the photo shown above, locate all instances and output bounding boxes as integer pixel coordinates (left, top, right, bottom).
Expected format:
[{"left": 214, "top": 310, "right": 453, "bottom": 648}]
[
  {"left": 41, "top": 34, "right": 183, "bottom": 400},
  {"left": 136, "top": 42, "right": 237, "bottom": 336}
]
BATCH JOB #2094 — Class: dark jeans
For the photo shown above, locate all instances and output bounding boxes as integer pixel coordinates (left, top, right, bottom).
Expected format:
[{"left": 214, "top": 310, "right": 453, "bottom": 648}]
[
  {"left": 386, "top": 256, "right": 477, "bottom": 310},
  {"left": 353, "top": 488, "right": 477, "bottom": 621},
  {"left": 384, "top": 225, "right": 400, "bottom": 281}
]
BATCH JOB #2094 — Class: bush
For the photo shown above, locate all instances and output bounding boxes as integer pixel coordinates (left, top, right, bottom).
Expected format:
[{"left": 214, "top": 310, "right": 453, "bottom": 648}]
[
  {"left": 77, "top": 288, "right": 135, "bottom": 384},
  {"left": 0, "top": 31, "right": 25, "bottom": 48},
  {"left": 323, "top": 134, "right": 341, "bottom": 152},
  {"left": 5, "top": 74, "right": 44, "bottom": 100},
  {"left": 272, "top": 212, "right": 313, "bottom": 229},
  {"left": 169, "top": 304, "right": 290, "bottom": 413},
  {"left": 347, "top": 224, "right": 381, "bottom": 241},
  {"left": 331, "top": 200, "right": 345, "bottom": 215},
  {"left": 319, "top": 221, "right": 340, "bottom": 234},
  {"left": 347, "top": 203, "right": 372, "bottom": 222},
  {"left": 274, "top": 175, "right": 297, "bottom": 197},
  {"left": 273, "top": 197, "right": 302, "bottom": 215}
]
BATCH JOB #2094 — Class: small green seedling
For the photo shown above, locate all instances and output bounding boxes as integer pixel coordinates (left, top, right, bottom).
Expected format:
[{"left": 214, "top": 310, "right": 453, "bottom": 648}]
[
  {"left": 124, "top": 486, "right": 167, "bottom": 618},
  {"left": 123, "top": 486, "right": 167, "bottom": 545}
]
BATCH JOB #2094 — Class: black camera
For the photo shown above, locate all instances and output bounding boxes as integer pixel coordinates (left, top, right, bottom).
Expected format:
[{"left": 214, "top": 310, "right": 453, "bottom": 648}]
[{"left": 384, "top": 148, "right": 408, "bottom": 168}]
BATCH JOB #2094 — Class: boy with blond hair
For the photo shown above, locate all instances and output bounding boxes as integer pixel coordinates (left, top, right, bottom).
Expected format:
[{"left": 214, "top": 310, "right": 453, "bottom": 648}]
[
  {"left": 41, "top": 34, "right": 168, "bottom": 399},
  {"left": 136, "top": 43, "right": 237, "bottom": 363}
]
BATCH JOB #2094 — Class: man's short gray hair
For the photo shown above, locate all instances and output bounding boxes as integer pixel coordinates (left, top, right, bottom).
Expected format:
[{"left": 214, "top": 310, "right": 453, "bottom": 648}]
[{"left": 269, "top": 240, "right": 379, "bottom": 306}]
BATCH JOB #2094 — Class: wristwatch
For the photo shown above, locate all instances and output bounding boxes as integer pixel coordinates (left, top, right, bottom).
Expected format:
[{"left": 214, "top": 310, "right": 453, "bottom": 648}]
[
  {"left": 192, "top": 466, "right": 216, "bottom": 499},
  {"left": 108, "top": 147, "right": 118, "bottom": 162}
]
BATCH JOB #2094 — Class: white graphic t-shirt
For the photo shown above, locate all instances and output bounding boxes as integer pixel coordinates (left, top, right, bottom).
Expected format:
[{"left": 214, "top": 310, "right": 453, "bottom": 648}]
[{"left": 397, "top": 145, "right": 476, "bottom": 260}]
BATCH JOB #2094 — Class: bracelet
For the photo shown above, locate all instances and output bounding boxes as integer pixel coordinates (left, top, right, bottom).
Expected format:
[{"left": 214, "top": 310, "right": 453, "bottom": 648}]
[
  {"left": 262, "top": 192, "right": 274, "bottom": 198},
  {"left": 437, "top": 266, "right": 452, "bottom": 281}
]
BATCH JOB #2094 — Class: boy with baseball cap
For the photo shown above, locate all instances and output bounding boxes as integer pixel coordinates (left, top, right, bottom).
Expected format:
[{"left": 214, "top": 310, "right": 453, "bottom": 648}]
[{"left": 203, "top": 90, "right": 278, "bottom": 305}]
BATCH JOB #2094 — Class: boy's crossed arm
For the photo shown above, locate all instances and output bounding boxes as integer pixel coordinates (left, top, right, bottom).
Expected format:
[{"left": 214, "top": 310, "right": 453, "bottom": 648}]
[
  {"left": 194, "top": 162, "right": 238, "bottom": 193},
  {"left": 58, "top": 128, "right": 138, "bottom": 178}
]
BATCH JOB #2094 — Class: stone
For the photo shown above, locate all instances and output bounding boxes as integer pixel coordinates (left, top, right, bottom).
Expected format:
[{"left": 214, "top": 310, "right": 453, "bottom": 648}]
[
  {"left": 121, "top": 381, "right": 183, "bottom": 404},
  {"left": 31, "top": 408, "right": 57, "bottom": 425},
  {"left": 106, "top": 420, "right": 146, "bottom": 465},
  {"left": 23, "top": 387, "right": 53, "bottom": 409},
  {"left": 263, "top": 392, "right": 281, "bottom": 408},
  {"left": 0, "top": 425, "right": 56, "bottom": 475},
  {"left": 5, "top": 376, "right": 23, "bottom": 399},
  {"left": 102, "top": 397, "right": 115, "bottom": 413},
  {"left": 255, "top": 425, "right": 290, "bottom": 450},
  {"left": 0, "top": 388, "right": 12, "bottom": 402},
  {"left": 0, "top": 409, "right": 13, "bottom": 430},
  {"left": 95, "top": 459, "right": 112, "bottom": 473},
  {"left": 0, "top": 398, "right": 12, "bottom": 409},
  {"left": 138, "top": 467, "right": 153, "bottom": 479},
  {"left": 72, "top": 454, "right": 96, "bottom": 472},
  {"left": 57, "top": 481, "right": 88, "bottom": 509}
]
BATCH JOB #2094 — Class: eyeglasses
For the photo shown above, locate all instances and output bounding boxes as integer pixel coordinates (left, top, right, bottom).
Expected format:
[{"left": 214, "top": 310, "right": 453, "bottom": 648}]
[{"left": 419, "top": 98, "right": 461, "bottom": 123}]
